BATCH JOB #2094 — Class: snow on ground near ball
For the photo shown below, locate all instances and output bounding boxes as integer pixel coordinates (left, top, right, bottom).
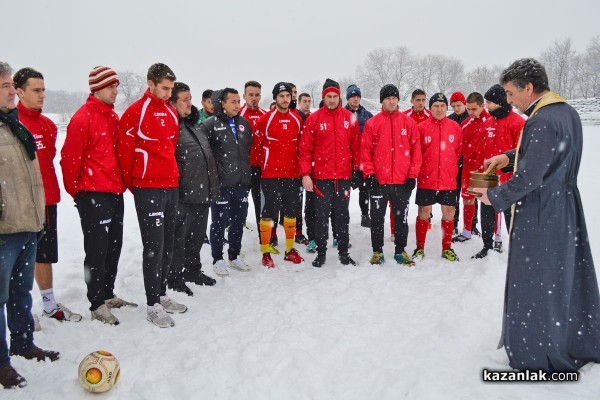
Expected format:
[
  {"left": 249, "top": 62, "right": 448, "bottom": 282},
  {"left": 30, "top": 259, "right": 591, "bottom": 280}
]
[{"left": 4, "top": 127, "right": 600, "bottom": 399}]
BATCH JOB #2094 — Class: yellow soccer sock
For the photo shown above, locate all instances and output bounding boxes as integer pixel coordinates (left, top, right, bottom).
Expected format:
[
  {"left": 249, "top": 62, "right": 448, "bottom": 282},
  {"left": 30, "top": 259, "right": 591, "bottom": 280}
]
[
  {"left": 283, "top": 216, "right": 296, "bottom": 253},
  {"left": 260, "top": 219, "right": 273, "bottom": 253}
]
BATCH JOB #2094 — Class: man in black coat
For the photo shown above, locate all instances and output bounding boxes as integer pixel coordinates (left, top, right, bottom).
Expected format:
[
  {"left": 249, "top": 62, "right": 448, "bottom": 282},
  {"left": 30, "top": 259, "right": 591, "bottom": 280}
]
[
  {"left": 168, "top": 83, "right": 220, "bottom": 295},
  {"left": 200, "top": 88, "right": 253, "bottom": 276},
  {"left": 476, "top": 58, "right": 600, "bottom": 372}
]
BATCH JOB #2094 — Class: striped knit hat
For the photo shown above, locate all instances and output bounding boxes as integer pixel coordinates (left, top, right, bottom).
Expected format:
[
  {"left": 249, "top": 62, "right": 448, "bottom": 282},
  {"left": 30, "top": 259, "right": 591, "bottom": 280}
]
[{"left": 89, "top": 66, "right": 119, "bottom": 93}]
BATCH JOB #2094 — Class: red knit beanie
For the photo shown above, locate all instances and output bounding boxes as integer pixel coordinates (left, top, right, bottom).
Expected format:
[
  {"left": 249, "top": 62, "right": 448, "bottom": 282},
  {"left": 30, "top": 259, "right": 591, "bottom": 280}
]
[{"left": 449, "top": 91, "right": 466, "bottom": 105}]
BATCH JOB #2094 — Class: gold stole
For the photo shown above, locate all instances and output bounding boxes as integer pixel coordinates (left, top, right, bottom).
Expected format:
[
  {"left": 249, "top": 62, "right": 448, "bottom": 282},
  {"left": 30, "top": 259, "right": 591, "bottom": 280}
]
[{"left": 508, "top": 91, "right": 566, "bottom": 233}]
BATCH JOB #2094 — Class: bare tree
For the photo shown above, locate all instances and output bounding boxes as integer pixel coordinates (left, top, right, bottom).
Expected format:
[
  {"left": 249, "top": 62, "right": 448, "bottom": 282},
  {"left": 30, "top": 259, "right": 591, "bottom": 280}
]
[
  {"left": 356, "top": 46, "right": 415, "bottom": 99},
  {"left": 300, "top": 80, "right": 321, "bottom": 105},
  {"left": 434, "top": 56, "right": 464, "bottom": 94},
  {"left": 43, "top": 89, "right": 87, "bottom": 117},
  {"left": 118, "top": 71, "right": 146, "bottom": 107},
  {"left": 464, "top": 65, "right": 505, "bottom": 95},
  {"left": 541, "top": 38, "right": 577, "bottom": 98}
]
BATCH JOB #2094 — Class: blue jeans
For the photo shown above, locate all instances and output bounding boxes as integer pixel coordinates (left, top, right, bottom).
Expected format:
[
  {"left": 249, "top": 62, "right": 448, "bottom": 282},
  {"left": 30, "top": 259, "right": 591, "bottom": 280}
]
[
  {"left": 0, "top": 232, "right": 36, "bottom": 367},
  {"left": 210, "top": 186, "right": 249, "bottom": 263}
]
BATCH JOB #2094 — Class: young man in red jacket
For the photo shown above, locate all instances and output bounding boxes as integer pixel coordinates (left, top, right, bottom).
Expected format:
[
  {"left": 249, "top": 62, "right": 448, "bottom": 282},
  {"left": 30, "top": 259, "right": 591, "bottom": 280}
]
[
  {"left": 14, "top": 68, "right": 82, "bottom": 325},
  {"left": 361, "top": 84, "right": 421, "bottom": 266},
  {"left": 470, "top": 84, "right": 525, "bottom": 259},
  {"left": 413, "top": 93, "right": 463, "bottom": 262},
  {"left": 253, "top": 82, "right": 305, "bottom": 268},
  {"left": 453, "top": 92, "right": 492, "bottom": 244},
  {"left": 240, "top": 81, "right": 268, "bottom": 240},
  {"left": 117, "top": 63, "right": 187, "bottom": 328},
  {"left": 299, "top": 79, "right": 361, "bottom": 267},
  {"left": 61, "top": 66, "right": 137, "bottom": 325}
]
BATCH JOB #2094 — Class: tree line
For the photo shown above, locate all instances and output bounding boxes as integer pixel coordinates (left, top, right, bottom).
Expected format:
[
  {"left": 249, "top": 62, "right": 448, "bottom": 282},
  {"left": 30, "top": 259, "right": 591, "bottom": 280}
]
[{"left": 42, "top": 36, "right": 600, "bottom": 115}]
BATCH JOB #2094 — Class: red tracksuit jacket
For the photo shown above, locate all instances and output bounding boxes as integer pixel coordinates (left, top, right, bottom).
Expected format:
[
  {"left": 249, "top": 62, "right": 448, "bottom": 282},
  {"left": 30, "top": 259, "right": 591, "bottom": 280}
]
[
  {"left": 117, "top": 90, "right": 179, "bottom": 190},
  {"left": 17, "top": 103, "right": 61, "bottom": 205},
  {"left": 403, "top": 107, "right": 431, "bottom": 125},
  {"left": 361, "top": 108, "right": 421, "bottom": 184},
  {"left": 299, "top": 105, "right": 360, "bottom": 180},
  {"left": 61, "top": 95, "right": 125, "bottom": 198},
  {"left": 417, "top": 117, "right": 463, "bottom": 190},
  {"left": 461, "top": 109, "right": 491, "bottom": 172},
  {"left": 253, "top": 108, "right": 303, "bottom": 178},
  {"left": 240, "top": 104, "right": 267, "bottom": 167}
]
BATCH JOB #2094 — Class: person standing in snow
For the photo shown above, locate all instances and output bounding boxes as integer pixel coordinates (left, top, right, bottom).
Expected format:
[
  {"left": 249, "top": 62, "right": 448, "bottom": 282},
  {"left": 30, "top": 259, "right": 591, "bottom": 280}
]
[
  {"left": 0, "top": 61, "right": 59, "bottom": 389},
  {"left": 299, "top": 79, "right": 361, "bottom": 268},
  {"left": 452, "top": 92, "right": 491, "bottom": 244},
  {"left": 361, "top": 84, "right": 421, "bottom": 266},
  {"left": 201, "top": 88, "right": 253, "bottom": 275},
  {"left": 13, "top": 67, "right": 82, "bottom": 325},
  {"left": 254, "top": 82, "right": 305, "bottom": 268},
  {"left": 412, "top": 93, "right": 462, "bottom": 262},
  {"left": 469, "top": 84, "right": 525, "bottom": 259},
  {"left": 476, "top": 58, "right": 600, "bottom": 372},
  {"left": 197, "top": 89, "right": 214, "bottom": 123},
  {"left": 117, "top": 63, "right": 187, "bottom": 328},
  {"left": 167, "top": 82, "right": 219, "bottom": 295},
  {"left": 345, "top": 84, "right": 374, "bottom": 229},
  {"left": 61, "top": 66, "right": 138, "bottom": 326}
]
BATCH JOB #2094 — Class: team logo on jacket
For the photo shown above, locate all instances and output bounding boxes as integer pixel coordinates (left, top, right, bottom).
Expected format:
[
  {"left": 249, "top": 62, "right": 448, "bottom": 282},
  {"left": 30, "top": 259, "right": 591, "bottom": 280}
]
[
  {"left": 401, "top": 128, "right": 407, "bottom": 136},
  {"left": 344, "top": 121, "right": 349, "bottom": 129},
  {"left": 239, "top": 125, "right": 245, "bottom": 132},
  {"left": 449, "top": 135, "right": 455, "bottom": 143}
]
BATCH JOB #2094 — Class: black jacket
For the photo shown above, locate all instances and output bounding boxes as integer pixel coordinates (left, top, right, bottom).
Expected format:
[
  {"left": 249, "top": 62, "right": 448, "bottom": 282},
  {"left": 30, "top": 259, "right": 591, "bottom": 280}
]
[
  {"left": 448, "top": 110, "right": 469, "bottom": 125},
  {"left": 176, "top": 106, "right": 220, "bottom": 204},
  {"left": 345, "top": 104, "right": 373, "bottom": 133},
  {"left": 200, "top": 90, "right": 252, "bottom": 188}
]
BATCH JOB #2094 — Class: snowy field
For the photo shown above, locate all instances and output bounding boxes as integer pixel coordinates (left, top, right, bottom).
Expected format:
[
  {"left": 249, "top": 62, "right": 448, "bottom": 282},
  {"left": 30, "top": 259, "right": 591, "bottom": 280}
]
[{"left": 4, "top": 126, "right": 600, "bottom": 400}]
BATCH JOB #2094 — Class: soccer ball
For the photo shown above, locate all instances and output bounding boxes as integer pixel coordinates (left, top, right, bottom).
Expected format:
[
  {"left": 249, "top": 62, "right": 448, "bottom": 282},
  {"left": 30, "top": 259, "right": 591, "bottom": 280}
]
[{"left": 78, "top": 350, "right": 120, "bottom": 393}]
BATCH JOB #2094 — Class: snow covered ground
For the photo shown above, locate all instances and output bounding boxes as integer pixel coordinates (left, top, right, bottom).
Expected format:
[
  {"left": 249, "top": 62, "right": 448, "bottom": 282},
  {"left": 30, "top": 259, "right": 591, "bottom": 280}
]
[{"left": 4, "top": 126, "right": 600, "bottom": 400}]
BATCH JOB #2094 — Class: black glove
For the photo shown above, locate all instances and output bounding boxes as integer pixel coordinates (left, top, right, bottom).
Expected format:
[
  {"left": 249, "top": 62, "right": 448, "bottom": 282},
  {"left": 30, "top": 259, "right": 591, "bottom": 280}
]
[
  {"left": 366, "top": 175, "right": 380, "bottom": 194},
  {"left": 351, "top": 170, "right": 362, "bottom": 189},
  {"left": 405, "top": 178, "right": 416, "bottom": 191}
]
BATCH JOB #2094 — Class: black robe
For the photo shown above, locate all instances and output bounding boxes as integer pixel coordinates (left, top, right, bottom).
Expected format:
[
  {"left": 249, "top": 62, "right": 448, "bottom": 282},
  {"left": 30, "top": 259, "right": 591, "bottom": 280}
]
[{"left": 488, "top": 92, "right": 600, "bottom": 372}]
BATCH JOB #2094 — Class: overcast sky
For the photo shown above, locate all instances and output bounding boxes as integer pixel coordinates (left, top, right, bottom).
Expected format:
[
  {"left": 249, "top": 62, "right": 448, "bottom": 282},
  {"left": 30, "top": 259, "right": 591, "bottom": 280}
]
[{"left": 4, "top": 0, "right": 599, "bottom": 101}]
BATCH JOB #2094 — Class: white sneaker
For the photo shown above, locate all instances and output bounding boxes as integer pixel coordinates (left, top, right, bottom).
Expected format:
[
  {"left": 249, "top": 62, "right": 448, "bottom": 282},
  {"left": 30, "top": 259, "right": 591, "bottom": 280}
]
[
  {"left": 146, "top": 304, "right": 174, "bottom": 328},
  {"left": 229, "top": 256, "right": 251, "bottom": 271},
  {"left": 213, "top": 259, "right": 229, "bottom": 276},
  {"left": 160, "top": 296, "right": 187, "bottom": 313},
  {"left": 91, "top": 304, "right": 119, "bottom": 325}
]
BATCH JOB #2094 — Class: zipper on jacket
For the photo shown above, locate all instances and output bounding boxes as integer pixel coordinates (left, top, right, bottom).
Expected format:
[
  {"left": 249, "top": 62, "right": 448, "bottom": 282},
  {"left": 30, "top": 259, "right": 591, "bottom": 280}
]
[{"left": 390, "top": 115, "right": 395, "bottom": 183}]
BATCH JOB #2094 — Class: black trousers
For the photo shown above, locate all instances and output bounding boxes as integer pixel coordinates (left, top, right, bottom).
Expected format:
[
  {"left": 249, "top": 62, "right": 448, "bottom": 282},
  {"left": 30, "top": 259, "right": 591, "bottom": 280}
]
[
  {"left": 250, "top": 166, "right": 262, "bottom": 239},
  {"left": 359, "top": 174, "right": 369, "bottom": 217},
  {"left": 260, "top": 178, "right": 301, "bottom": 220},
  {"left": 370, "top": 184, "right": 412, "bottom": 254},
  {"left": 133, "top": 187, "right": 178, "bottom": 306},
  {"left": 313, "top": 179, "right": 351, "bottom": 255},
  {"left": 304, "top": 190, "right": 316, "bottom": 241},
  {"left": 75, "top": 192, "right": 124, "bottom": 311},
  {"left": 481, "top": 203, "right": 512, "bottom": 249},
  {"left": 169, "top": 201, "right": 209, "bottom": 283}
]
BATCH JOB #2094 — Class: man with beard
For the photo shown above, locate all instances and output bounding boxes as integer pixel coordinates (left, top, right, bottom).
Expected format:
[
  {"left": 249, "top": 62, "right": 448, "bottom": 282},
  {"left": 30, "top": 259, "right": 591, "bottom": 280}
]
[{"left": 299, "top": 79, "right": 361, "bottom": 267}]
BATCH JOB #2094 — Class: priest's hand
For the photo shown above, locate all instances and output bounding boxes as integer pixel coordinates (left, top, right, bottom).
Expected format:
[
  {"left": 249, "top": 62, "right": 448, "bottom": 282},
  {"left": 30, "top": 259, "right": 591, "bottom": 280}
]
[
  {"left": 472, "top": 187, "right": 491, "bottom": 205},
  {"left": 483, "top": 154, "right": 510, "bottom": 174}
]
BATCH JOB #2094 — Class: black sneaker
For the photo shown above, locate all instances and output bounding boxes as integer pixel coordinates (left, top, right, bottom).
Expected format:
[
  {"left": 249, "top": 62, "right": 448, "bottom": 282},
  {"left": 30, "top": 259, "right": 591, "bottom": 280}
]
[
  {"left": 339, "top": 253, "right": 357, "bottom": 266},
  {"left": 312, "top": 254, "right": 326, "bottom": 268},
  {"left": 168, "top": 280, "right": 194, "bottom": 296},
  {"left": 185, "top": 271, "right": 216, "bottom": 286},
  {"left": 0, "top": 365, "right": 27, "bottom": 388},
  {"left": 270, "top": 236, "right": 279, "bottom": 247},
  {"left": 10, "top": 345, "right": 60, "bottom": 362},
  {"left": 471, "top": 226, "right": 481, "bottom": 236},
  {"left": 472, "top": 248, "right": 490, "bottom": 259},
  {"left": 493, "top": 241, "right": 503, "bottom": 253},
  {"left": 452, "top": 234, "right": 471, "bottom": 243},
  {"left": 295, "top": 234, "right": 309, "bottom": 245},
  {"left": 360, "top": 214, "right": 371, "bottom": 228}
]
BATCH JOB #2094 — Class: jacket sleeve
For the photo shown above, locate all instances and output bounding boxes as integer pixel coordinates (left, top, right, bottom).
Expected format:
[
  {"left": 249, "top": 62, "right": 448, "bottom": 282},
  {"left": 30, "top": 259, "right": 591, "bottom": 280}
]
[
  {"left": 252, "top": 117, "right": 265, "bottom": 168},
  {"left": 350, "top": 120, "right": 361, "bottom": 171},
  {"left": 60, "top": 113, "right": 86, "bottom": 198},
  {"left": 455, "top": 124, "right": 463, "bottom": 162},
  {"left": 488, "top": 117, "right": 555, "bottom": 212},
  {"left": 408, "top": 120, "right": 422, "bottom": 179},
  {"left": 360, "top": 119, "right": 375, "bottom": 177},
  {"left": 116, "top": 108, "right": 138, "bottom": 191},
  {"left": 299, "top": 115, "right": 315, "bottom": 176}
]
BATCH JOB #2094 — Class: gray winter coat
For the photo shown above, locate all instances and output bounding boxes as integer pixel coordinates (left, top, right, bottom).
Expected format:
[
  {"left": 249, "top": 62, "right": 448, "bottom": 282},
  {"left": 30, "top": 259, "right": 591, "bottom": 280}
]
[
  {"left": 488, "top": 92, "right": 600, "bottom": 372},
  {"left": 176, "top": 106, "right": 220, "bottom": 204},
  {"left": 200, "top": 90, "right": 252, "bottom": 188},
  {"left": 0, "top": 121, "right": 45, "bottom": 234}
]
